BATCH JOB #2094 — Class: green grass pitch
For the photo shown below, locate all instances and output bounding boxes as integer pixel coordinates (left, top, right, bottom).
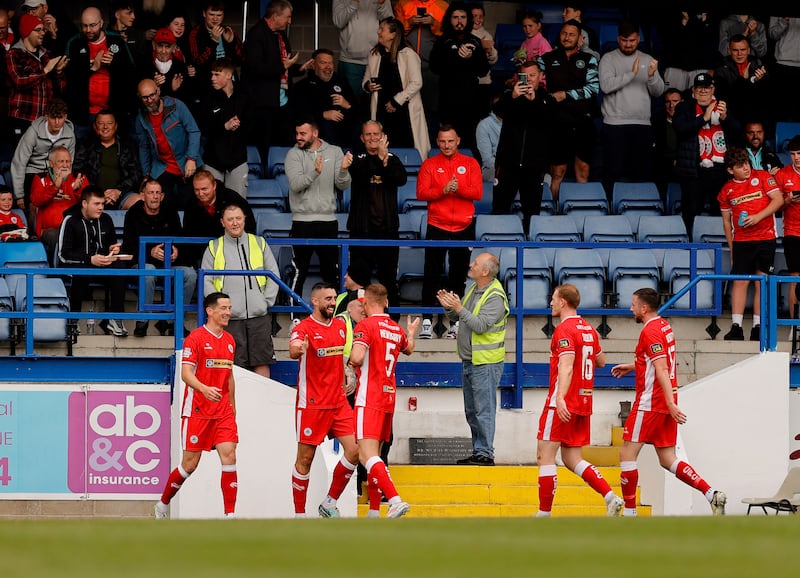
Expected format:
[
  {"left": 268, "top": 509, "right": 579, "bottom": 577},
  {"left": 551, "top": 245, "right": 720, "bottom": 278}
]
[{"left": 1, "top": 517, "right": 796, "bottom": 577}]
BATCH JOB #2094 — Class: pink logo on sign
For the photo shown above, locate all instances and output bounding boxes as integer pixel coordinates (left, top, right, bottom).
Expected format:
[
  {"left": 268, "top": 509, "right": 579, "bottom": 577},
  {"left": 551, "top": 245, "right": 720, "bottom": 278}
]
[{"left": 68, "top": 391, "right": 170, "bottom": 494}]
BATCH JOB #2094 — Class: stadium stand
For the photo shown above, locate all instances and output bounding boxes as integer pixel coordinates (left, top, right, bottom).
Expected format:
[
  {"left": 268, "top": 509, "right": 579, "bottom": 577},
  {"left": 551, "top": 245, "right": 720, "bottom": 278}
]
[
  {"left": 552, "top": 248, "right": 606, "bottom": 309},
  {"left": 558, "top": 182, "right": 609, "bottom": 216}
]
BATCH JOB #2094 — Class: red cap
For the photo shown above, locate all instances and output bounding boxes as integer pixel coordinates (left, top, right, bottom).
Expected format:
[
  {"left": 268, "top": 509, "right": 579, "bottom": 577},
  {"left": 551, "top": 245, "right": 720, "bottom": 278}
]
[{"left": 153, "top": 28, "right": 176, "bottom": 45}]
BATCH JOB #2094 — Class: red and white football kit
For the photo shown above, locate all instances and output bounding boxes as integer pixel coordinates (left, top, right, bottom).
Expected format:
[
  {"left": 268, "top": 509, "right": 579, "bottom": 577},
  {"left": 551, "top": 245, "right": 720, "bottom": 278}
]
[
  {"left": 717, "top": 169, "right": 780, "bottom": 242},
  {"left": 181, "top": 324, "right": 237, "bottom": 451},
  {"left": 624, "top": 316, "right": 678, "bottom": 447},
  {"left": 538, "top": 315, "right": 601, "bottom": 447},
  {"left": 290, "top": 315, "right": 353, "bottom": 446},
  {"left": 774, "top": 165, "right": 800, "bottom": 237},
  {"left": 352, "top": 313, "right": 408, "bottom": 442}
]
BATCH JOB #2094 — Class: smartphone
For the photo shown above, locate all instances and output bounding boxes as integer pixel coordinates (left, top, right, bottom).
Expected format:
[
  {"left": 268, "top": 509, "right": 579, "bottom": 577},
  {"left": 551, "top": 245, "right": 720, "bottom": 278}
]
[
  {"left": 518, "top": 72, "right": 528, "bottom": 85},
  {"left": 792, "top": 191, "right": 800, "bottom": 199},
  {"left": 417, "top": 7, "right": 427, "bottom": 16}
]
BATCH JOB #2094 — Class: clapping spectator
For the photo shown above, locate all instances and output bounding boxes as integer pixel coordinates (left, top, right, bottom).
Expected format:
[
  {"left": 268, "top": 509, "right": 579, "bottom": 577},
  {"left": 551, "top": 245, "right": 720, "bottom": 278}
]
[{"left": 719, "top": 14, "right": 767, "bottom": 59}]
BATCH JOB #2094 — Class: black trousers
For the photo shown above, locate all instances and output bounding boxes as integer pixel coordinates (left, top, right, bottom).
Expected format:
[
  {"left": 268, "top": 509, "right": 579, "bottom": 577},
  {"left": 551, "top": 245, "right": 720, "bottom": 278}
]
[{"left": 421, "top": 220, "right": 475, "bottom": 318}]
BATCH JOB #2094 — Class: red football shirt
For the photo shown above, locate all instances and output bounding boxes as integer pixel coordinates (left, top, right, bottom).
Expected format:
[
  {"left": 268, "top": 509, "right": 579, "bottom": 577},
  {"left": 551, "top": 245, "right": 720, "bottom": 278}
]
[
  {"left": 352, "top": 314, "right": 408, "bottom": 412},
  {"left": 87, "top": 38, "right": 111, "bottom": 114},
  {"left": 774, "top": 165, "right": 800, "bottom": 237},
  {"left": 181, "top": 325, "right": 236, "bottom": 419},
  {"left": 545, "top": 315, "right": 601, "bottom": 416},
  {"left": 717, "top": 169, "right": 780, "bottom": 242},
  {"left": 632, "top": 316, "right": 677, "bottom": 415},
  {"left": 290, "top": 316, "right": 348, "bottom": 409}
]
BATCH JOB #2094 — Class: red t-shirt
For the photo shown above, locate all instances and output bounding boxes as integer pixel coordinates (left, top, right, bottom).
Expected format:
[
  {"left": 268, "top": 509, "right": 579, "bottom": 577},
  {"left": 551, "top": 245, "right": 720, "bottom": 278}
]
[
  {"left": 181, "top": 325, "right": 236, "bottom": 419},
  {"left": 774, "top": 165, "right": 800, "bottom": 237},
  {"left": 290, "top": 316, "right": 348, "bottom": 409},
  {"left": 632, "top": 317, "right": 677, "bottom": 415},
  {"left": 149, "top": 110, "right": 182, "bottom": 175},
  {"left": 352, "top": 314, "right": 408, "bottom": 412},
  {"left": 88, "top": 38, "right": 111, "bottom": 114},
  {"left": 545, "top": 315, "right": 601, "bottom": 416},
  {"left": 717, "top": 169, "right": 780, "bottom": 242}
]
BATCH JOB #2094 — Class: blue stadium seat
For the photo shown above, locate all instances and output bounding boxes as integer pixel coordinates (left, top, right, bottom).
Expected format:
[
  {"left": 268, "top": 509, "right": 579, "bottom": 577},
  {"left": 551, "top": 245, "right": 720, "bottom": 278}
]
[
  {"left": 558, "top": 182, "right": 609, "bottom": 216},
  {"left": 540, "top": 182, "right": 555, "bottom": 215},
  {"left": 661, "top": 249, "right": 716, "bottom": 310},
  {"left": 398, "top": 211, "right": 425, "bottom": 240},
  {"left": 775, "top": 121, "right": 800, "bottom": 153},
  {"left": 502, "top": 248, "right": 552, "bottom": 310},
  {"left": 612, "top": 182, "right": 664, "bottom": 216},
  {"left": 266, "top": 146, "right": 292, "bottom": 178},
  {"left": 398, "top": 176, "right": 426, "bottom": 213},
  {"left": 104, "top": 209, "right": 126, "bottom": 237},
  {"left": 475, "top": 181, "right": 493, "bottom": 214},
  {"left": 14, "top": 276, "right": 70, "bottom": 341},
  {"left": 247, "top": 145, "right": 264, "bottom": 179},
  {"left": 582, "top": 215, "right": 635, "bottom": 243},
  {"left": 256, "top": 211, "right": 293, "bottom": 238},
  {"left": 0, "top": 277, "right": 12, "bottom": 341},
  {"left": 392, "top": 148, "right": 424, "bottom": 175},
  {"left": 247, "top": 178, "right": 286, "bottom": 212},
  {"left": 335, "top": 213, "right": 349, "bottom": 238},
  {"left": 636, "top": 215, "right": 689, "bottom": 244},
  {"left": 475, "top": 214, "right": 525, "bottom": 242},
  {"left": 552, "top": 248, "right": 606, "bottom": 308},
  {"left": 528, "top": 214, "right": 581, "bottom": 242},
  {"left": 666, "top": 182, "right": 681, "bottom": 215},
  {"left": 691, "top": 216, "right": 726, "bottom": 244},
  {"left": 607, "top": 249, "right": 660, "bottom": 308},
  {"left": 397, "top": 247, "right": 427, "bottom": 303},
  {"left": 0, "top": 241, "right": 49, "bottom": 290}
]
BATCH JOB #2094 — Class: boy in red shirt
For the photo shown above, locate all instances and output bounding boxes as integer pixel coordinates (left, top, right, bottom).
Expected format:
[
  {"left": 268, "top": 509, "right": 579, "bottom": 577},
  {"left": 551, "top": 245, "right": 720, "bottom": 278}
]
[{"left": 718, "top": 147, "right": 783, "bottom": 341}]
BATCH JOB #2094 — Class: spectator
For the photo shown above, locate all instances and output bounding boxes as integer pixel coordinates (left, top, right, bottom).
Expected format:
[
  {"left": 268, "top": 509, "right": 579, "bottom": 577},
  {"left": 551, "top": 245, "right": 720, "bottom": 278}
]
[
  {"left": 469, "top": 3, "right": 498, "bottom": 119},
  {"left": 561, "top": 4, "right": 598, "bottom": 60},
  {"left": 16, "top": 0, "right": 69, "bottom": 54},
  {"left": 653, "top": 87, "right": 683, "bottom": 202},
  {"left": 417, "top": 124, "right": 482, "bottom": 339},
  {"left": 437, "top": 252, "right": 508, "bottom": 466},
  {"left": 673, "top": 72, "right": 740, "bottom": 233},
  {"left": 285, "top": 117, "right": 352, "bottom": 310},
  {"left": 242, "top": 0, "right": 299, "bottom": 167},
  {"left": 109, "top": 1, "right": 143, "bottom": 59},
  {"left": 56, "top": 186, "right": 130, "bottom": 337},
  {"left": 492, "top": 61, "right": 553, "bottom": 233},
  {"left": 64, "top": 7, "right": 138, "bottom": 138},
  {"left": 719, "top": 147, "right": 783, "bottom": 341},
  {"left": 719, "top": 14, "right": 767, "bottom": 59},
  {"left": 0, "top": 186, "right": 27, "bottom": 241},
  {"left": 713, "top": 34, "right": 770, "bottom": 133},
  {"left": 121, "top": 178, "right": 197, "bottom": 337},
  {"left": 769, "top": 17, "right": 800, "bottom": 122},
  {"left": 30, "top": 146, "right": 87, "bottom": 259},
  {"left": 429, "top": 2, "right": 490, "bottom": 154},
  {"left": 475, "top": 93, "right": 502, "bottom": 183},
  {"left": 659, "top": 8, "right": 721, "bottom": 92},
  {"left": 743, "top": 121, "right": 782, "bottom": 175},
  {"left": 182, "top": 169, "right": 256, "bottom": 267},
  {"left": 164, "top": 11, "right": 192, "bottom": 65},
  {"left": 293, "top": 48, "right": 358, "bottom": 148},
  {"left": 187, "top": 1, "right": 244, "bottom": 86},
  {"left": 774, "top": 136, "right": 800, "bottom": 317},
  {"left": 598, "top": 20, "right": 665, "bottom": 200},
  {"left": 136, "top": 26, "right": 195, "bottom": 104},
  {"left": 202, "top": 203, "right": 280, "bottom": 378},
  {"left": 10, "top": 98, "right": 74, "bottom": 216},
  {"left": 74, "top": 110, "right": 142, "bottom": 211},
  {"left": 332, "top": 0, "right": 393, "bottom": 103},
  {"left": 288, "top": 282, "right": 359, "bottom": 518},
  {"left": 347, "top": 120, "right": 408, "bottom": 311},
  {"left": 5, "top": 12, "right": 67, "bottom": 141},
  {"left": 133, "top": 78, "right": 202, "bottom": 209},
  {"left": 539, "top": 19, "right": 600, "bottom": 201},
  {"left": 203, "top": 58, "right": 250, "bottom": 197},
  {"left": 364, "top": 16, "right": 430, "bottom": 160},
  {"left": 516, "top": 10, "right": 552, "bottom": 63},
  {"left": 0, "top": 9, "right": 11, "bottom": 51},
  {"left": 0, "top": 9, "right": 11, "bottom": 144}
]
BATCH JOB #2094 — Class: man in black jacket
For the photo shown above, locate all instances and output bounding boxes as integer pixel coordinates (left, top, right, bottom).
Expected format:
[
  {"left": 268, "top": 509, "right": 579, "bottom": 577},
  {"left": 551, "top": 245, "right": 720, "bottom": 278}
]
[
  {"left": 347, "top": 120, "right": 408, "bottom": 311},
  {"left": 57, "top": 186, "right": 130, "bottom": 336},
  {"left": 492, "top": 60, "right": 553, "bottom": 234}
]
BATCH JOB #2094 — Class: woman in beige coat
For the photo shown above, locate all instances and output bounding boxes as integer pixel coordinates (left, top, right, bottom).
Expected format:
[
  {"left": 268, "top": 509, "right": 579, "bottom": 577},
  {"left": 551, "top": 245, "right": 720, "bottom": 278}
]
[{"left": 363, "top": 17, "right": 430, "bottom": 160}]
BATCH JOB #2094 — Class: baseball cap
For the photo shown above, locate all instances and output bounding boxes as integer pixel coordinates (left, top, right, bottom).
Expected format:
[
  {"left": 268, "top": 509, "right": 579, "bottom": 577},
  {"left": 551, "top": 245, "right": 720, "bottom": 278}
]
[
  {"left": 693, "top": 73, "right": 714, "bottom": 88},
  {"left": 153, "top": 28, "right": 176, "bottom": 45},
  {"left": 22, "top": 0, "right": 47, "bottom": 8}
]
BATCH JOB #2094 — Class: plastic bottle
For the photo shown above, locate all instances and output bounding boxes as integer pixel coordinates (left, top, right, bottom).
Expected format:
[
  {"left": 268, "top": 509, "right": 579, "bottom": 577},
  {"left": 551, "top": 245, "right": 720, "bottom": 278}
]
[{"left": 86, "top": 308, "right": 95, "bottom": 335}]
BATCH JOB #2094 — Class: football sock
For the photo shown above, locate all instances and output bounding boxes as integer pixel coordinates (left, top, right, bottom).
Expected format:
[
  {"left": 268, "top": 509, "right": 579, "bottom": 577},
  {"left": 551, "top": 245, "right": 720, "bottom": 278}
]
[
  {"left": 671, "top": 459, "right": 711, "bottom": 494},
  {"left": 160, "top": 464, "right": 190, "bottom": 505},
  {"left": 620, "top": 461, "right": 638, "bottom": 510},
  {"left": 537, "top": 464, "right": 557, "bottom": 514},
  {"left": 221, "top": 465, "right": 237, "bottom": 515},
  {"left": 327, "top": 456, "right": 357, "bottom": 501},
  {"left": 574, "top": 459, "right": 613, "bottom": 496},
  {"left": 368, "top": 475, "right": 382, "bottom": 513},
  {"left": 292, "top": 466, "right": 310, "bottom": 515},
  {"left": 365, "top": 456, "right": 399, "bottom": 501}
]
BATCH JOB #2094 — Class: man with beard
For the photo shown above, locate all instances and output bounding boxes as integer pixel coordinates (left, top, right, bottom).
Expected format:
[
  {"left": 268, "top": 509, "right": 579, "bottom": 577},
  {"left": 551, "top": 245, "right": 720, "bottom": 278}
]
[
  {"left": 284, "top": 116, "right": 352, "bottom": 312},
  {"left": 133, "top": 78, "right": 202, "bottom": 209},
  {"left": 288, "top": 282, "right": 359, "bottom": 518},
  {"left": 293, "top": 48, "right": 358, "bottom": 148},
  {"left": 429, "top": 2, "right": 489, "bottom": 154},
  {"left": 743, "top": 120, "right": 782, "bottom": 175}
]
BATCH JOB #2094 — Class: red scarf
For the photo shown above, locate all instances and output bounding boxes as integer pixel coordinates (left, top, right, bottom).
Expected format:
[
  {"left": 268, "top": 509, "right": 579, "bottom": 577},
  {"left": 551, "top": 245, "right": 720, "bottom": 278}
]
[{"left": 696, "top": 99, "right": 726, "bottom": 166}]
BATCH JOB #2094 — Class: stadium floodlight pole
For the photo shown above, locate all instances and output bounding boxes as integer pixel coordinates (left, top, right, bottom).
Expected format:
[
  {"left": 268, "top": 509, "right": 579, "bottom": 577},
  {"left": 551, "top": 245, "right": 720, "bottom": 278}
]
[
  {"left": 242, "top": 1, "right": 248, "bottom": 41},
  {"left": 314, "top": 0, "right": 319, "bottom": 49}
]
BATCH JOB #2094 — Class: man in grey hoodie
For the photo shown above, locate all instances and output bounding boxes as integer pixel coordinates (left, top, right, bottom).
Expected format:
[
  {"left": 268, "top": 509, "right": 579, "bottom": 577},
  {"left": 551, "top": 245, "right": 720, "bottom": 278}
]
[
  {"left": 284, "top": 116, "right": 352, "bottom": 311},
  {"left": 202, "top": 203, "right": 280, "bottom": 378}
]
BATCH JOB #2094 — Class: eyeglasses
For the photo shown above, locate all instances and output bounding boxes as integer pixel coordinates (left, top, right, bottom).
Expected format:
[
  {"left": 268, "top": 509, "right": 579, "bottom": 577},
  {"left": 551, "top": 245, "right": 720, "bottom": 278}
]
[
  {"left": 139, "top": 92, "right": 158, "bottom": 101},
  {"left": 32, "top": 27, "right": 46, "bottom": 33}
]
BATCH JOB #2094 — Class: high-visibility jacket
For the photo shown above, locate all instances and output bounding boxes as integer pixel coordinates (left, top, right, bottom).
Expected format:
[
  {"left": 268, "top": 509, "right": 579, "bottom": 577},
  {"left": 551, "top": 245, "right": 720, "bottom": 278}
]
[
  {"left": 464, "top": 278, "right": 508, "bottom": 365},
  {"left": 207, "top": 233, "right": 267, "bottom": 292}
]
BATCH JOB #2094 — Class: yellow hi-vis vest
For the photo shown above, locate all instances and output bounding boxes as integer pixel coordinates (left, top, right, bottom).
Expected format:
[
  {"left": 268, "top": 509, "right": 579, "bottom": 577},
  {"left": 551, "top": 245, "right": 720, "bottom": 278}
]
[
  {"left": 463, "top": 278, "right": 508, "bottom": 365},
  {"left": 336, "top": 311, "right": 355, "bottom": 359},
  {"left": 208, "top": 234, "right": 268, "bottom": 292}
]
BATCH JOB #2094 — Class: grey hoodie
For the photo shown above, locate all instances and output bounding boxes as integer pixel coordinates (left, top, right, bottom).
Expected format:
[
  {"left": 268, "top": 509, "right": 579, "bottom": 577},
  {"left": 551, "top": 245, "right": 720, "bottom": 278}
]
[
  {"left": 285, "top": 140, "right": 351, "bottom": 222},
  {"left": 10, "top": 116, "right": 76, "bottom": 201}
]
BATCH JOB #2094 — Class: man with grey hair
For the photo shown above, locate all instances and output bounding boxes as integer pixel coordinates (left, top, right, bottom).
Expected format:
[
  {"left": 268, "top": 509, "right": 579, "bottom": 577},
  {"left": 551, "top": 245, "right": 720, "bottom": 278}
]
[{"left": 437, "top": 251, "right": 508, "bottom": 466}]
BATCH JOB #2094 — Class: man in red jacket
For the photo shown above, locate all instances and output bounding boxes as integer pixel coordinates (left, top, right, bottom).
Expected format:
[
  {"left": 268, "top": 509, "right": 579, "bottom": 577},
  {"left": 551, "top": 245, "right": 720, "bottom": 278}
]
[{"left": 416, "top": 124, "right": 482, "bottom": 338}]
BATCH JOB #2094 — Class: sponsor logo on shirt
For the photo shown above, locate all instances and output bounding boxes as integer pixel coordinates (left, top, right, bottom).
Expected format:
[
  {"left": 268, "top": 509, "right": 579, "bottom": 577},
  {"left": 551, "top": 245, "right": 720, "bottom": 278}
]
[
  {"left": 650, "top": 343, "right": 663, "bottom": 354},
  {"left": 558, "top": 338, "right": 570, "bottom": 349},
  {"left": 316, "top": 346, "right": 344, "bottom": 357},
  {"left": 205, "top": 358, "right": 234, "bottom": 368}
]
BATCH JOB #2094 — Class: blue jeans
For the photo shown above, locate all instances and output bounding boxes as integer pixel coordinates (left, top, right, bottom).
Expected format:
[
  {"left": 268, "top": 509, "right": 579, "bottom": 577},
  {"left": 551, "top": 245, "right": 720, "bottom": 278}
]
[
  {"left": 338, "top": 61, "right": 367, "bottom": 98},
  {"left": 144, "top": 263, "right": 197, "bottom": 309},
  {"left": 461, "top": 361, "right": 502, "bottom": 459}
]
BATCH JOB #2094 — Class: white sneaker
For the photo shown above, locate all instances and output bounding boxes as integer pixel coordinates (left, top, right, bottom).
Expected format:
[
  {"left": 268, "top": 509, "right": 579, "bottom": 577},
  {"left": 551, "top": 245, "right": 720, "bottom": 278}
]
[
  {"left": 105, "top": 319, "right": 128, "bottom": 337},
  {"left": 710, "top": 491, "right": 727, "bottom": 515},
  {"left": 318, "top": 503, "right": 340, "bottom": 518},
  {"left": 154, "top": 503, "right": 168, "bottom": 519},
  {"left": 419, "top": 319, "right": 433, "bottom": 339},
  {"left": 606, "top": 495, "right": 624, "bottom": 517},
  {"left": 387, "top": 500, "right": 410, "bottom": 518},
  {"left": 445, "top": 322, "right": 459, "bottom": 339}
]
